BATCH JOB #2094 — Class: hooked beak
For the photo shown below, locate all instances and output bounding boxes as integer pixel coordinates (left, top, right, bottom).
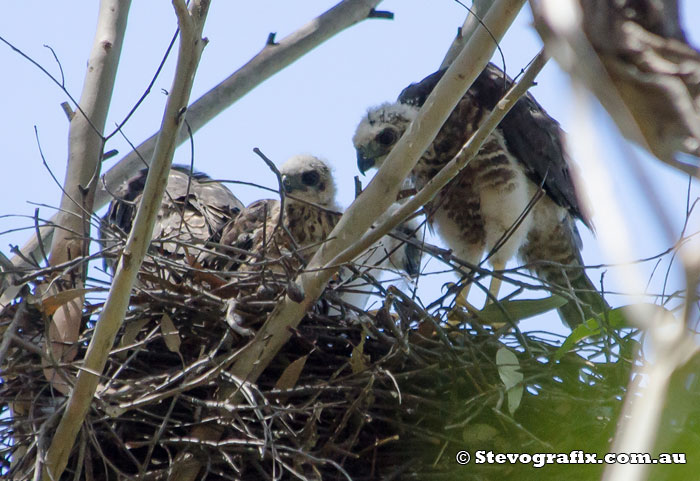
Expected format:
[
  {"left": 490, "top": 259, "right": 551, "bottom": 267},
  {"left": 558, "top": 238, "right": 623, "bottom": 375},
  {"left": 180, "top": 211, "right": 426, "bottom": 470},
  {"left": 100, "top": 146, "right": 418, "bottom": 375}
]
[
  {"left": 282, "top": 174, "right": 297, "bottom": 194},
  {"left": 356, "top": 151, "right": 376, "bottom": 175}
]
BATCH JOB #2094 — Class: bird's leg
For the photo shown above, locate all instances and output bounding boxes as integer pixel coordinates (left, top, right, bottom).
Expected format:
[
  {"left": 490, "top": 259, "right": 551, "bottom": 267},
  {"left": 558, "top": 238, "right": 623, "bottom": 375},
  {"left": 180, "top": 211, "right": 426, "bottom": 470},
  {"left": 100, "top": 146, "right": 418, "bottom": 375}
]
[
  {"left": 485, "top": 261, "right": 505, "bottom": 305},
  {"left": 454, "top": 282, "right": 472, "bottom": 308},
  {"left": 448, "top": 280, "right": 481, "bottom": 326}
]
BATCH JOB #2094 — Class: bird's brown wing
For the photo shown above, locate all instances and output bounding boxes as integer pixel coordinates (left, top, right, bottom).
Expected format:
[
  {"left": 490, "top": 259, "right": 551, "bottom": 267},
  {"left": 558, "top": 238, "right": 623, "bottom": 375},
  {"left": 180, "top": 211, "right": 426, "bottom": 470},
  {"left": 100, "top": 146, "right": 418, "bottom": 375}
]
[
  {"left": 154, "top": 167, "right": 244, "bottom": 245},
  {"left": 398, "top": 64, "right": 590, "bottom": 228},
  {"left": 218, "top": 199, "right": 281, "bottom": 268},
  {"left": 100, "top": 167, "right": 245, "bottom": 272},
  {"left": 102, "top": 167, "right": 244, "bottom": 245}
]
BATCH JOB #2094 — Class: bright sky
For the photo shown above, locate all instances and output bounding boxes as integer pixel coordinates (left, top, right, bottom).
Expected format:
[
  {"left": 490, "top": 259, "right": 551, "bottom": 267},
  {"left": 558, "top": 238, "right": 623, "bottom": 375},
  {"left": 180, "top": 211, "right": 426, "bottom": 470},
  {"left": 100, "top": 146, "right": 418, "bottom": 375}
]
[{"left": 2, "top": 1, "right": 699, "bottom": 334}]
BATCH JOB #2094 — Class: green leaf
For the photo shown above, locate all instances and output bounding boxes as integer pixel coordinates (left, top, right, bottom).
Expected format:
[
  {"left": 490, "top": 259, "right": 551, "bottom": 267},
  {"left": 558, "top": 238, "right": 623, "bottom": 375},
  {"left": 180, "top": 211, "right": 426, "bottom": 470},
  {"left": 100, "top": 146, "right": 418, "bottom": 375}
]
[
  {"left": 554, "top": 304, "right": 669, "bottom": 360},
  {"left": 555, "top": 318, "right": 603, "bottom": 360},
  {"left": 476, "top": 295, "right": 567, "bottom": 325},
  {"left": 496, "top": 347, "right": 523, "bottom": 415}
]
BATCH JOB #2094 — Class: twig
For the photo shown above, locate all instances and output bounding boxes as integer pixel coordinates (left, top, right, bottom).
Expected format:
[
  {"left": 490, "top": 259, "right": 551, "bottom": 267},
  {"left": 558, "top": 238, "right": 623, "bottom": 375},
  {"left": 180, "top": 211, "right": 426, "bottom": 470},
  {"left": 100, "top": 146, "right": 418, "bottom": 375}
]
[
  {"left": 42, "top": 1, "right": 209, "bottom": 478},
  {"left": 42, "top": 44, "right": 65, "bottom": 87},
  {"left": 440, "top": 0, "right": 505, "bottom": 71},
  {"left": 33, "top": 209, "right": 49, "bottom": 267},
  {"left": 253, "top": 148, "right": 286, "bottom": 235},
  {"left": 225, "top": 0, "right": 527, "bottom": 386},
  {"left": 368, "top": 9, "right": 393, "bottom": 19},
  {"left": 567, "top": 82, "right": 700, "bottom": 481},
  {"left": 42, "top": 0, "right": 131, "bottom": 398},
  {"left": 95, "top": 0, "right": 387, "bottom": 212},
  {"left": 0, "top": 303, "right": 26, "bottom": 366},
  {"left": 105, "top": 29, "right": 180, "bottom": 141},
  {"left": 251, "top": 148, "right": 304, "bottom": 264},
  {"left": 7, "top": 0, "right": 388, "bottom": 278},
  {"left": 0, "top": 36, "right": 99, "bottom": 137}
]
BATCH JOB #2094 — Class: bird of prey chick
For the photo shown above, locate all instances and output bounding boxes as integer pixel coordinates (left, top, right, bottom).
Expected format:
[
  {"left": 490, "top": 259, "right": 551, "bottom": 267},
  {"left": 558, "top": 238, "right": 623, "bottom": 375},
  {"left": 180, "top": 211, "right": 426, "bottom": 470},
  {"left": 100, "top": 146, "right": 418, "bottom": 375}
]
[
  {"left": 100, "top": 166, "right": 244, "bottom": 274},
  {"left": 219, "top": 154, "right": 422, "bottom": 319},
  {"left": 218, "top": 154, "right": 340, "bottom": 275},
  {"left": 353, "top": 64, "right": 607, "bottom": 327}
]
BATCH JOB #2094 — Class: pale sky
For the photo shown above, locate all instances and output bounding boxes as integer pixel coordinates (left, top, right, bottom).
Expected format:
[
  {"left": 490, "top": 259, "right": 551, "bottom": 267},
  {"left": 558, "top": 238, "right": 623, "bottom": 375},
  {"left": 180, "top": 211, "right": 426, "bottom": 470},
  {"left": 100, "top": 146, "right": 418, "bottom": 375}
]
[{"left": 2, "top": 1, "right": 700, "bottom": 334}]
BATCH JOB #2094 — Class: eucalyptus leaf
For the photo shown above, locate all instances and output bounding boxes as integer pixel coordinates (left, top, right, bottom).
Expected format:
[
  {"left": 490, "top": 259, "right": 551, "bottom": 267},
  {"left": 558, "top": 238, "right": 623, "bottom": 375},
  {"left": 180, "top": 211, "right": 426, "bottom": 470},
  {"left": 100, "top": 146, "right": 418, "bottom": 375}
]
[
  {"left": 555, "top": 304, "right": 665, "bottom": 360},
  {"left": 476, "top": 295, "right": 567, "bottom": 325},
  {"left": 496, "top": 347, "right": 523, "bottom": 414}
]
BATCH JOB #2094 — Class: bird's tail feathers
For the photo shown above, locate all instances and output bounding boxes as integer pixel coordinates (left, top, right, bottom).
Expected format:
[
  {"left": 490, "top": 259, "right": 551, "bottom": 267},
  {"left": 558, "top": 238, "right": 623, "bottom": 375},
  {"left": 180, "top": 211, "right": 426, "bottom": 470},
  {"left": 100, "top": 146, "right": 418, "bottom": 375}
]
[{"left": 554, "top": 268, "right": 609, "bottom": 329}]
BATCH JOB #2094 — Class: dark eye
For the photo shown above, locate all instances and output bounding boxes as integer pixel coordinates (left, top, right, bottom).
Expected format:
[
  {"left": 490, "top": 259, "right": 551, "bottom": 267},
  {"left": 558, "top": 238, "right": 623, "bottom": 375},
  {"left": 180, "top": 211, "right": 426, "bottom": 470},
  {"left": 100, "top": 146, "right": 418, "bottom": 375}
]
[
  {"left": 301, "top": 171, "right": 320, "bottom": 186},
  {"left": 377, "top": 128, "right": 397, "bottom": 146}
]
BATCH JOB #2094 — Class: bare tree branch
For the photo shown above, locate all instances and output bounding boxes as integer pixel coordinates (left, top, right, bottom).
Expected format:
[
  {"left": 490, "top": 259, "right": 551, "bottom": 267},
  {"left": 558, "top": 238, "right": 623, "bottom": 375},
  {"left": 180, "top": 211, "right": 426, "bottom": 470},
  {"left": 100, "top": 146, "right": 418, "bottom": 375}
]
[
  {"left": 440, "top": 0, "right": 494, "bottom": 69},
  {"left": 0, "top": 0, "right": 387, "bottom": 289},
  {"left": 97, "top": 0, "right": 386, "bottom": 200},
  {"left": 41, "top": 0, "right": 131, "bottom": 395},
  {"left": 329, "top": 50, "right": 549, "bottom": 272},
  {"left": 533, "top": 2, "right": 700, "bottom": 476},
  {"left": 226, "top": 0, "right": 527, "bottom": 386},
  {"left": 42, "top": 1, "right": 210, "bottom": 478},
  {"left": 565, "top": 82, "right": 699, "bottom": 481}
]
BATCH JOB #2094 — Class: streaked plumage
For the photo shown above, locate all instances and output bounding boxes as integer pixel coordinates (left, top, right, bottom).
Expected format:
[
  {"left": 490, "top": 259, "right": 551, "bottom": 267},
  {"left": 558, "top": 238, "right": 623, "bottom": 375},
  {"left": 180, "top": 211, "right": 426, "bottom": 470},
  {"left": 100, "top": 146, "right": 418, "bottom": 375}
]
[
  {"left": 218, "top": 154, "right": 341, "bottom": 274},
  {"left": 100, "top": 166, "right": 244, "bottom": 272},
  {"left": 219, "top": 155, "right": 422, "bottom": 314},
  {"left": 334, "top": 202, "right": 423, "bottom": 312},
  {"left": 353, "top": 64, "right": 607, "bottom": 327}
]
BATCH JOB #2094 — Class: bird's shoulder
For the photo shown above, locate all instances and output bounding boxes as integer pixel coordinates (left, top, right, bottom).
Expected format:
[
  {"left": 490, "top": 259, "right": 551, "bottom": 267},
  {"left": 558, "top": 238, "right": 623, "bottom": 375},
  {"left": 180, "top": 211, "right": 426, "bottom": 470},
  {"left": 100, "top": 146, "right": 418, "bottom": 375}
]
[
  {"left": 398, "top": 64, "right": 589, "bottom": 226},
  {"left": 169, "top": 167, "right": 243, "bottom": 214},
  {"left": 397, "top": 63, "right": 511, "bottom": 108},
  {"left": 220, "top": 199, "right": 280, "bottom": 250}
]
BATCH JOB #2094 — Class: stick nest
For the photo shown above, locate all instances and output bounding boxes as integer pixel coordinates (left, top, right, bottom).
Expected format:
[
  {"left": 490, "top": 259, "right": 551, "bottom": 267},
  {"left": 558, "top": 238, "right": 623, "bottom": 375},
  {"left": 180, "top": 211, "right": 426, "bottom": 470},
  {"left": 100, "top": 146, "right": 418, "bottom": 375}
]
[{"left": 0, "top": 245, "right": 632, "bottom": 480}]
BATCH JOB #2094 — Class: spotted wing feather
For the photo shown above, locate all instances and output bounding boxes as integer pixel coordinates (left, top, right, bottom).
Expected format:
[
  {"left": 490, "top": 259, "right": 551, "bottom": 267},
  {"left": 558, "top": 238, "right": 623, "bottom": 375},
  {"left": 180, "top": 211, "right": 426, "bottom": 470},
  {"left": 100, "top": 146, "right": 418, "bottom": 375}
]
[
  {"left": 397, "top": 64, "right": 589, "bottom": 228},
  {"left": 100, "top": 166, "right": 244, "bottom": 270},
  {"left": 219, "top": 199, "right": 279, "bottom": 263}
]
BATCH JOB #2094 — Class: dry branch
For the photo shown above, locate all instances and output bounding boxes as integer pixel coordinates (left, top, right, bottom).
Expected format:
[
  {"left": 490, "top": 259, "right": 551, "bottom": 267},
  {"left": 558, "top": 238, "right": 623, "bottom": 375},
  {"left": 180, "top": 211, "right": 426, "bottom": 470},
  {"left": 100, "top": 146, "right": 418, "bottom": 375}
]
[
  {"left": 440, "top": 0, "right": 495, "bottom": 69},
  {"left": 226, "top": 0, "right": 527, "bottom": 388},
  {"left": 41, "top": 0, "right": 131, "bottom": 395},
  {"left": 42, "top": 1, "right": 210, "bottom": 478},
  {"left": 529, "top": 3, "right": 700, "bottom": 479},
  {"left": 565, "top": 82, "right": 699, "bottom": 481},
  {"left": 2, "top": 0, "right": 386, "bottom": 283},
  {"left": 329, "top": 50, "right": 549, "bottom": 275}
]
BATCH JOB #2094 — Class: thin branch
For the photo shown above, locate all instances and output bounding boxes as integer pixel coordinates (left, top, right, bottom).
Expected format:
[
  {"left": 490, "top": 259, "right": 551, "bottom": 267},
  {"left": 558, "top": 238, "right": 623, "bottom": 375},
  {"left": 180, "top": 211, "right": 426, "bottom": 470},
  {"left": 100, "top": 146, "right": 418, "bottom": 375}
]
[
  {"left": 561, "top": 68, "right": 699, "bottom": 481},
  {"left": 329, "top": 50, "right": 549, "bottom": 272},
  {"left": 6, "top": 0, "right": 388, "bottom": 277},
  {"left": 440, "top": 0, "right": 500, "bottom": 69},
  {"left": 42, "top": 44, "right": 65, "bottom": 87},
  {"left": 104, "top": 29, "right": 180, "bottom": 141},
  {"left": 42, "top": 0, "right": 131, "bottom": 396},
  {"left": 252, "top": 148, "right": 286, "bottom": 235},
  {"left": 0, "top": 303, "right": 26, "bottom": 366},
  {"left": 0, "top": 36, "right": 99, "bottom": 137},
  {"left": 368, "top": 9, "right": 393, "bottom": 19},
  {"left": 94, "top": 0, "right": 387, "bottom": 210},
  {"left": 32, "top": 208, "right": 49, "bottom": 267},
  {"left": 42, "top": 1, "right": 209, "bottom": 478},
  {"left": 225, "top": 0, "right": 527, "bottom": 386}
]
